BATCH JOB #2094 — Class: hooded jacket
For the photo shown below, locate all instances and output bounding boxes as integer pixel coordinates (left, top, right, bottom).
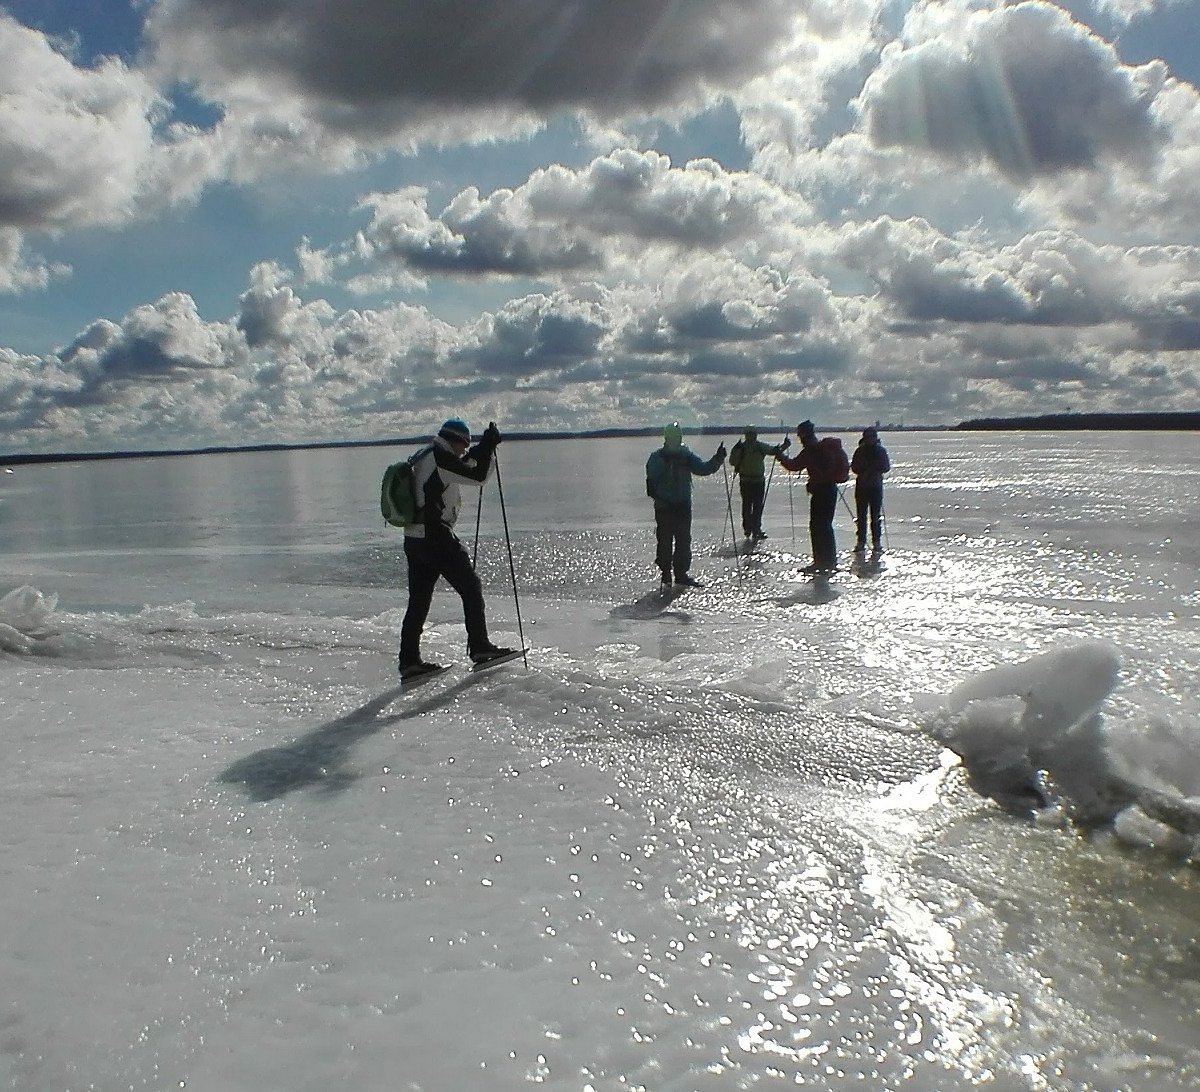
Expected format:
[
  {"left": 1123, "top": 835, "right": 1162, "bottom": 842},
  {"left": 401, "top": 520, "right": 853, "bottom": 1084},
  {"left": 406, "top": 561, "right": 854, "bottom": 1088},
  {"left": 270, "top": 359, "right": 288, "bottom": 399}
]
[
  {"left": 646, "top": 444, "right": 722, "bottom": 507},
  {"left": 404, "top": 434, "right": 496, "bottom": 539},
  {"left": 730, "top": 436, "right": 784, "bottom": 482},
  {"left": 780, "top": 431, "right": 847, "bottom": 491},
  {"left": 851, "top": 437, "right": 891, "bottom": 489}
]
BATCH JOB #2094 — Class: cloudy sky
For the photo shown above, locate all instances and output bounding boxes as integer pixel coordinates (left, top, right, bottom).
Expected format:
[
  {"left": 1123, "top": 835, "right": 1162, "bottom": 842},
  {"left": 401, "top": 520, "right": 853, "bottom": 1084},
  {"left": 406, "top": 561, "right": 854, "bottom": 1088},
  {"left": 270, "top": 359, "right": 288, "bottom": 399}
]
[{"left": 2, "top": 0, "right": 1199, "bottom": 453}]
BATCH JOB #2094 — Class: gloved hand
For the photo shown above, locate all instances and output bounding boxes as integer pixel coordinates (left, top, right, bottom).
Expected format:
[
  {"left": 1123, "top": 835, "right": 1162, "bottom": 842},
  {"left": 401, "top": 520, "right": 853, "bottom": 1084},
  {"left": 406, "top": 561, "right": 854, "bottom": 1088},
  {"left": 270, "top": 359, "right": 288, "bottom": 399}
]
[
  {"left": 779, "top": 437, "right": 791, "bottom": 451},
  {"left": 482, "top": 421, "right": 502, "bottom": 448},
  {"left": 716, "top": 443, "right": 727, "bottom": 461}
]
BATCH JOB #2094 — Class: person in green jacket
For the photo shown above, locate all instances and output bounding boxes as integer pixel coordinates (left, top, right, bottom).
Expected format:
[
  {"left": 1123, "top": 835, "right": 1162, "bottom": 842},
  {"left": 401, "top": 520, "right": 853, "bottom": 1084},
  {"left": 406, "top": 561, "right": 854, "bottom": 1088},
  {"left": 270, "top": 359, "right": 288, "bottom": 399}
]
[
  {"left": 645, "top": 423, "right": 726, "bottom": 587},
  {"left": 729, "top": 428, "right": 789, "bottom": 540}
]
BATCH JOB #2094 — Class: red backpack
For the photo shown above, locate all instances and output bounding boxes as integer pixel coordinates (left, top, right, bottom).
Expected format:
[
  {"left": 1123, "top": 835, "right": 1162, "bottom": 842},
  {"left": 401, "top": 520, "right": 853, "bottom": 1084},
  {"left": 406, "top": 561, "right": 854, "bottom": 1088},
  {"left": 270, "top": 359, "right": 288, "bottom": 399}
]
[{"left": 822, "top": 437, "right": 850, "bottom": 483}]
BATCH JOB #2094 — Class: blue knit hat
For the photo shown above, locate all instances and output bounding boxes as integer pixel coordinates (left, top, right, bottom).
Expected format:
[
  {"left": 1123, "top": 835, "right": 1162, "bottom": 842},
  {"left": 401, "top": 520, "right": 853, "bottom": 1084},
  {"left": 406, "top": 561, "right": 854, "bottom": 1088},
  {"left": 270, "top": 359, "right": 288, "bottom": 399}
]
[{"left": 438, "top": 418, "right": 471, "bottom": 444}]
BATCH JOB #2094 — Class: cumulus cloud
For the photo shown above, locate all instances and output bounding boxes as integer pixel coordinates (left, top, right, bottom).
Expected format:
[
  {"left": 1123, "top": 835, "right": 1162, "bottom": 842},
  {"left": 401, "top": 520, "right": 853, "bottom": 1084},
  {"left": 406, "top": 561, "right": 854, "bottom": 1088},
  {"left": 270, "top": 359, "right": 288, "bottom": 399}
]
[
  {"left": 0, "top": 15, "right": 177, "bottom": 230},
  {"left": 358, "top": 186, "right": 598, "bottom": 277},
  {"left": 3, "top": 242, "right": 1195, "bottom": 455},
  {"left": 0, "top": 228, "right": 69, "bottom": 293},
  {"left": 456, "top": 293, "right": 609, "bottom": 377},
  {"left": 58, "top": 292, "right": 244, "bottom": 402},
  {"left": 0, "top": 346, "right": 79, "bottom": 437},
  {"left": 1017, "top": 74, "right": 1200, "bottom": 237},
  {"left": 620, "top": 258, "right": 841, "bottom": 357},
  {"left": 1084, "top": 0, "right": 1186, "bottom": 27},
  {"left": 753, "top": 5, "right": 1200, "bottom": 244},
  {"left": 860, "top": 1, "right": 1168, "bottom": 180},
  {"left": 236, "top": 262, "right": 336, "bottom": 349},
  {"left": 0, "top": 14, "right": 239, "bottom": 294},
  {"left": 737, "top": 0, "right": 885, "bottom": 166},
  {"left": 1, "top": 245, "right": 863, "bottom": 452},
  {"left": 837, "top": 217, "right": 1200, "bottom": 336},
  {"left": 354, "top": 150, "right": 811, "bottom": 279}
]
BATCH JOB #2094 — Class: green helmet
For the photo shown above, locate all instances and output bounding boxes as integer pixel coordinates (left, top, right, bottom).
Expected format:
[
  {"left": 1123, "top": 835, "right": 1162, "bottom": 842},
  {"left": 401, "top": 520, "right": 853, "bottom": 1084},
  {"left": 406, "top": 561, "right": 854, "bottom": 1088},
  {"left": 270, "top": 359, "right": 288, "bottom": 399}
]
[{"left": 663, "top": 422, "right": 683, "bottom": 448}]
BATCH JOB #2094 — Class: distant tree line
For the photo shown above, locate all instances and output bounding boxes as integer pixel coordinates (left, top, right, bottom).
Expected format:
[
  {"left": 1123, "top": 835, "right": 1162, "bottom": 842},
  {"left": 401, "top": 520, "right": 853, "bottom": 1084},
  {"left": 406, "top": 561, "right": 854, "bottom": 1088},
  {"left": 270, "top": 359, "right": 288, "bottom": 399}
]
[
  {"left": 0, "top": 423, "right": 939, "bottom": 466},
  {"left": 958, "top": 411, "right": 1200, "bottom": 431}
]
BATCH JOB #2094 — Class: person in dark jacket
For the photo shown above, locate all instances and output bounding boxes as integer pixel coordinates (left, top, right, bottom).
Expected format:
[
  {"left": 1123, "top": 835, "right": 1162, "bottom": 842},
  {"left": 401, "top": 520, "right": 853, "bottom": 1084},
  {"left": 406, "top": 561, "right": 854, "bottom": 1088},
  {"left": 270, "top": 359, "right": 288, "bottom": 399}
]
[
  {"left": 851, "top": 427, "right": 891, "bottom": 554},
  {"left": 398, "top": 418, "right": 513, "bottom": 679},
  {"left": 645, "top": 422, "right": 726, "bottom": 587},
  {"left": 777, "top": 420, "right": 840, "bottom": 573},
  {"left": 729, "top": 428, "right": 789, "bottom": 540}
]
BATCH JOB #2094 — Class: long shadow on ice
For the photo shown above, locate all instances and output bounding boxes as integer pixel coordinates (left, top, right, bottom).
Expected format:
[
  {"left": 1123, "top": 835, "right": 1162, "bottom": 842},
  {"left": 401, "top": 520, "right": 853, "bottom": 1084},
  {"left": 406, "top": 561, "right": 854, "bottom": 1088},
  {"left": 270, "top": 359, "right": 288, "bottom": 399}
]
[
  {"left": 767, "top": 577, "right": 840, "bottom": 608},
  {"left": 219, "top": 678, "right": 477, "bottom": 801}
]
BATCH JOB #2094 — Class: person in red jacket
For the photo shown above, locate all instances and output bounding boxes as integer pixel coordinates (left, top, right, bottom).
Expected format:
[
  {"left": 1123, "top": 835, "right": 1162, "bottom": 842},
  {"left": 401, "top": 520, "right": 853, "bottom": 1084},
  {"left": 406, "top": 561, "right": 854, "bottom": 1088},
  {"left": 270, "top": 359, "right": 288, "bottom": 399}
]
[{"left": 777, "top": 420, "right": 840, "bottom": 573}]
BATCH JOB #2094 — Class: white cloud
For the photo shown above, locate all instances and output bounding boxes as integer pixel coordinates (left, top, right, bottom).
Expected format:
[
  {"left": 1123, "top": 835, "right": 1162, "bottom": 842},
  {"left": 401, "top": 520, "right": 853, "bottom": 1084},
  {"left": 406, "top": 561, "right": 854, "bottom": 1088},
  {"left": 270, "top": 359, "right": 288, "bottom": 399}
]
[
  {"left": 0, "top": 346, "right": 78, "bottom": 436},
  {"left": 353, "top": 150, "right": 813, "bottom": 281},
  {"left": 0, "top": 228, "right": 69, "bottom": 293},
  {"left": 1083, "top": 0, "right": 1187, "bottom": 27},
  {"left": 57, "top": 292, "right": 245, "bottom": 402},
  {"left": 3, "top": 236, "right": 1196, "bottom": 456},
  {"left": 754, "top": 3, "right": 1200, "bottom": 246},
  {"left": 736, "top": 0, "right": 884, "bottom": 161},
  {"left": 860, "top": 2, "right": 1168, "bottom": 179},
  {"left": 1018, "top": 74, "right": 1200, "bottom": 238},
  {"left": 836, "top": 216, "right": 1200, "bottom": 336},
  {"left": 0, "top": 15, "right": 243, "bottom": 294},
  {"left": 0, "top": 15, "right": 171, "bottom": 230},
  {"left": 235, "top": 262, "right": 336, "bottom": 350},
  {"left": 5, "top": 0, "right": 1200, "bottom": 454}
]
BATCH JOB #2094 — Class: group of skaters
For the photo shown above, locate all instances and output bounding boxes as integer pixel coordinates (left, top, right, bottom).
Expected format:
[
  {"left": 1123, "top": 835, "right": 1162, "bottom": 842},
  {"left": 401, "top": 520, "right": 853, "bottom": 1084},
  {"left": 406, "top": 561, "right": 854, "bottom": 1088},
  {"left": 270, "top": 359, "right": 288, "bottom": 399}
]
[
  {"left": 394, "top": 417, "right": 889, "bottom": 681},
  {"left": 647, "top": 419, "right": 891, "bottom": 585}
]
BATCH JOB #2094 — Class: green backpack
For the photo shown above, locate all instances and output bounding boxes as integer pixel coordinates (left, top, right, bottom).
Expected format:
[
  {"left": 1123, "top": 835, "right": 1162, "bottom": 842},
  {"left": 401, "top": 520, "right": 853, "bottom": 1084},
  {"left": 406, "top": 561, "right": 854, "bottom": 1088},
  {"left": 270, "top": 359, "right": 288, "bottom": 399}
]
[{"left": 380, "top": 446, "right": 432, "bottom": 528}]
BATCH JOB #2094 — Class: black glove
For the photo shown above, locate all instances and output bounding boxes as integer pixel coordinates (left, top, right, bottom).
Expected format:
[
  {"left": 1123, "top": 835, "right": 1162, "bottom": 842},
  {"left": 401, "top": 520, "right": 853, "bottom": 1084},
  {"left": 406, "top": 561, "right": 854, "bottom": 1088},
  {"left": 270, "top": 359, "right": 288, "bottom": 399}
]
[
  {"left": 482, "top": 422, "right": 502, "bottom": 448},
  {"left": 716, "top": 443, "right": 727, "bottom": 460},
  {"left": 779, "top": 437, "right": 791, "bottom": 451}
]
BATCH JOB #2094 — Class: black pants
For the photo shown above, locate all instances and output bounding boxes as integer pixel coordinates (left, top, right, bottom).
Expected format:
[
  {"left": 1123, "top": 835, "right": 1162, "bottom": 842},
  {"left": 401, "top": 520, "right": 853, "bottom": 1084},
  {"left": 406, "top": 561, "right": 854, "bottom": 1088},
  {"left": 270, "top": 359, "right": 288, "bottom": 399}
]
[
  {"left": 739, "top": 478, "right": 766, "bottom": 537},
  {"left": 809, "top": 484, "right": 838, "bottom": 569},
  {"left": 855, "top": 484, "right": 884, "bottom": 547},
  {"left": 400, "top": 530, "right": 489, "bottom": 665},
  {"left": 654, "top": 502, "right": 692, "bottom": 577}
]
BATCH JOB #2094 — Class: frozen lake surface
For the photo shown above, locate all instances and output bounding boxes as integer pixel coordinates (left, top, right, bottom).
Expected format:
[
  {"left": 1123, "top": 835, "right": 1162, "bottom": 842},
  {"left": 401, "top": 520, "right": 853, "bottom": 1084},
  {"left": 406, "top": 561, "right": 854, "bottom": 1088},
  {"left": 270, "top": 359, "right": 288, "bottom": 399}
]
[{"left": 1, "top": 431, "right": 1199, "bottom": 1090}]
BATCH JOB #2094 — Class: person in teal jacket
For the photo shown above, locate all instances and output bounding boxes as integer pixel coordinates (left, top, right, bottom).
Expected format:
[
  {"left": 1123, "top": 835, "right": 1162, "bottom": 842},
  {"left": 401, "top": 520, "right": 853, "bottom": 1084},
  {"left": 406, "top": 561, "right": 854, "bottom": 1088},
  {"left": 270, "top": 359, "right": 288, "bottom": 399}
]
[
  {"left": 645, "top": 423, "right": 726, "bottom": 587},
  {"left": 729, "top": 428, "right": 789, "bottom": 540}
]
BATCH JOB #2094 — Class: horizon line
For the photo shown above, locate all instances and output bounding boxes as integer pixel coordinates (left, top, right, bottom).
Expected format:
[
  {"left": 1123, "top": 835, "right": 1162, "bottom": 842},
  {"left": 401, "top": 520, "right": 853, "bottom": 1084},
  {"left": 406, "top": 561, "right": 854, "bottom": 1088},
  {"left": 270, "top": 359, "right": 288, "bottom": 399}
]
[{"left": 3, "top": 410, "right": 1198, "bottom": 466}]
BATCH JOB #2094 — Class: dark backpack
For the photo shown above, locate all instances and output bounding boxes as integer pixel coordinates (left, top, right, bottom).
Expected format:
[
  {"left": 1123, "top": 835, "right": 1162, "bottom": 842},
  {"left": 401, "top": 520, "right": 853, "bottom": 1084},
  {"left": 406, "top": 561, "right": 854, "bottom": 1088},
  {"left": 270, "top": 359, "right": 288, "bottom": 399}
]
[
  {"left": 822, "top": 437, "right": 850, "bottom": 483},
  {"left": 380, "top": 446, "right": 432, "bottom": 528},
  {"left": 729, "top": 439, "right": 745, "bottom": 472}
]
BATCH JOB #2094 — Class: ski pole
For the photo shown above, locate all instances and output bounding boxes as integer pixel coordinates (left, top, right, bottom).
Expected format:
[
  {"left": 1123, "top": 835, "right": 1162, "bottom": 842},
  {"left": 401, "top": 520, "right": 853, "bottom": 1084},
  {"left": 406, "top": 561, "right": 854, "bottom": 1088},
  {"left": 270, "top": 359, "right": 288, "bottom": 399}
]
[
  {"left": 839, "top": 485, "right": 866, "bottom": 553},
  {"left": 762, "top": 420, "right": 787, "bottom": 506},
  {"left": 472, "top": 488, "right": 483, "bottom": 568},
  {"left": 719, "top": 474, "right": 732, "bottom": 550},
  {"left": 722, "top": 460, "right": 743, "bottom": 578},
  {"left": 788, "top": 474, "right": 796, "bottom": 543},
  {"left": 881, "top": 502, "right": 891, "bottom": 551},
  {"left": 493, "top": 453, "right": 528, "bottom": 670},
  {"left": 838, "top": 485, "right": 856, "bottom": 522}
]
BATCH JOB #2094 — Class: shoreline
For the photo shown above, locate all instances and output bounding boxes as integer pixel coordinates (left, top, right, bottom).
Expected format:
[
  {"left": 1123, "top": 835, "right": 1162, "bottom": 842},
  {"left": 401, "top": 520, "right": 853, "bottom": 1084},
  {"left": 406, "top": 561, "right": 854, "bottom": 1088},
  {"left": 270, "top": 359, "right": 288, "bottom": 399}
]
[{"left": 2, "top": 413, "right": 1196, "bottom": 466}]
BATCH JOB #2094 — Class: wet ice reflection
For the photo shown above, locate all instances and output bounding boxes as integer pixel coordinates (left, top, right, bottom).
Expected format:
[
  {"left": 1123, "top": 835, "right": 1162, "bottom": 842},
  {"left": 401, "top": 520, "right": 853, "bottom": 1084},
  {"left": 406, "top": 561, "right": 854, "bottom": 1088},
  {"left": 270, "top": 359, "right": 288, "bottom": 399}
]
[{"left": 2, "top": 433, "right": 1198, "bottom": 1089}]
